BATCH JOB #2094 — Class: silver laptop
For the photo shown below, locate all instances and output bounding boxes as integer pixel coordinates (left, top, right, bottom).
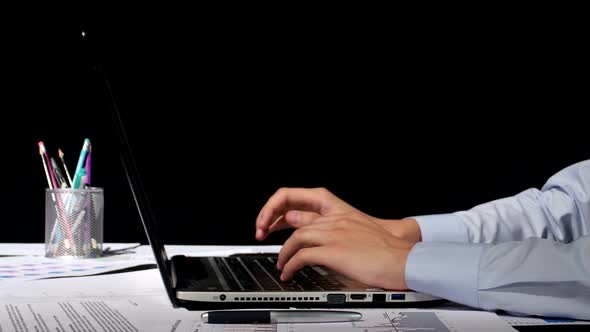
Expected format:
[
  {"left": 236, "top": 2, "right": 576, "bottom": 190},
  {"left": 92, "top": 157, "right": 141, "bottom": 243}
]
[
  {"left": 92, "top": 34, "right": 442, "bottom": 311},
  {"left": 113, "top": 117, "right": 441, "bottom": 309}
]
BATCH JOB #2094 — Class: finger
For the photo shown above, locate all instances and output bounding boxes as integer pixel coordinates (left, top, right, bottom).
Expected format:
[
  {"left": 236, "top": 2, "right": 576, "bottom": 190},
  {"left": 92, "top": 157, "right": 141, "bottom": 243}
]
[
  {"left": 256, "top": 188, "right": 335, "bottom": 240},
  {"left": 266, "top": 210, "right": 321, "bottom": 234},
  {"left": 285, "top": 215, "right": 363, "bottom": 232},
  {"left": 266, "top": 215, "right": 291, "bottom": 233},
  {"left": 280, "top": 246, "right": 336, "bottom": 281},
  {"left": 268, "top": 213, "right": 353, "bottom": 242},
  {"left": 277, "top": 227, "right": 336, "bottom": 269},
  {"left": 283, "top": 210, "right": 322, "bottom": 228},
  {"left": 273, "top": 214, "right": 353, "bottom": 238}
]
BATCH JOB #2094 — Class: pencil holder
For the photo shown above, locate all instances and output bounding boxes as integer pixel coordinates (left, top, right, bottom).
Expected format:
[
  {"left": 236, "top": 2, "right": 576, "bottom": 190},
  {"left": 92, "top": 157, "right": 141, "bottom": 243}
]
[{"left": 44, "top": 187, "right": 104, "bottom": 258}]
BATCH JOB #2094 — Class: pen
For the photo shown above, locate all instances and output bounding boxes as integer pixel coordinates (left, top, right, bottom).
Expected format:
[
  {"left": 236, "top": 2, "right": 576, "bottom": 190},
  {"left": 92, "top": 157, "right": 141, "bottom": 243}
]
[
  {"left": 79, "top": 168, "right": 87, "bottom": 188},
  {"left": 85, "top": 143, "right": 92, "bottom": 185},
  {"left": 201, "top": 310, "right": 362, "bottom": 324},
  {"left": 38, "top": 143, "right": 75, "bottom": 254},
  {"left": 50, "top": 157, "right": 68, "bottom": 188},
  {"left": 72, "top": 138, "right": 91, "bottom": 189},
  {"left": 39, "top": 142, "right": 58, "bottom": 189}
]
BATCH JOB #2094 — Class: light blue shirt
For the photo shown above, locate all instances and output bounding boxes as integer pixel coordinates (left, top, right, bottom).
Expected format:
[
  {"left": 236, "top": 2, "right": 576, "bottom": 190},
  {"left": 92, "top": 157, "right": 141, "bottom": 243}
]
[{"left": 405, "top": 159, "right": 590, "bottom": 320}]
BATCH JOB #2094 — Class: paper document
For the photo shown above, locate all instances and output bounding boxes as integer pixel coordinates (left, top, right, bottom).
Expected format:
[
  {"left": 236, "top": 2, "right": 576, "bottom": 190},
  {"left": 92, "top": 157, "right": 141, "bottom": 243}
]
[
  {"left": 191, "top": 309, "right": 517, "bottom": 332},
  {"left": 0, "top": 256, "right": 154, "bottom": 282},
  {"left": 0, "top": 270, "right": 165, "bottom": 302},
  {"left": 0, "top": 269, "right": 199, "bottom": 331},
  {"left": 0, "top": 298, "right": 197, "bottom": 332},
  {"left": 0, "top": 243, "right": 141, "bottom": 257}
]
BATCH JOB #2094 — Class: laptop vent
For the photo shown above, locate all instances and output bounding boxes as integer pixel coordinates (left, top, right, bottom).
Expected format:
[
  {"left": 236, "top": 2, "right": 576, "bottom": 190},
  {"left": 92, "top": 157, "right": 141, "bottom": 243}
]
[{"left": 233, "top": 297, "right": 320, "bottom": 301}]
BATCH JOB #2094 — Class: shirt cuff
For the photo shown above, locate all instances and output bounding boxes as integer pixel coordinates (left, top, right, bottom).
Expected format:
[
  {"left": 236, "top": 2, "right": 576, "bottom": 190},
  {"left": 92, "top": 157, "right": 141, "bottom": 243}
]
[
  {"left": 405, "top": 242, "right": 488, "bottom": 308},
  {"left": 413, "top": 213, "right": 469, "bottom": 242}
]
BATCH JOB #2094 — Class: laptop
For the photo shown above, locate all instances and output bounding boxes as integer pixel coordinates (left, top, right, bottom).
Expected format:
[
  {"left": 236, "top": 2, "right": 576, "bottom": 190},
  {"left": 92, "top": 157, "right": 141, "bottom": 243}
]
[{"left": 88, "top": 33, "right": 442, "bottom": 310}]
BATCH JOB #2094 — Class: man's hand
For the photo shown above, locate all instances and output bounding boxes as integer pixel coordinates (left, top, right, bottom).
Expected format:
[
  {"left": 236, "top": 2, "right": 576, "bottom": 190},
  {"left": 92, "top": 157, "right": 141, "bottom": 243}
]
[
  {"left": 276, "top": 213, "right": 414, "bottom": 290},
  {"left": 255, "top": 187, "right": 422, "bottom": 243},
  {"left": 255, "top": 187, "right": 421, "bottom": 290}
]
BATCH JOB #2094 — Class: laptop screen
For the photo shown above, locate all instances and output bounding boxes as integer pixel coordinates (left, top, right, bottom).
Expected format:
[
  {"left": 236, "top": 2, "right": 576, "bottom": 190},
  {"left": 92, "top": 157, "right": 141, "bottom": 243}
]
[{"left": 83, "top": 31, "right": 180, "bottom": 306}]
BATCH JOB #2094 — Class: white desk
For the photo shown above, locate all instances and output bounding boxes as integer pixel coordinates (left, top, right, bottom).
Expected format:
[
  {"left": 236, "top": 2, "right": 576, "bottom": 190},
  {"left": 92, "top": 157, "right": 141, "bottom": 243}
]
[
  {"left": 0, "top": 243, "right": 570, "bottom": 331},
  {"left": 0, "top": 242, "right": 283, "bottom": 257},
  {"left": 0, "top": 243, "right": 285, "bottom": 331}
]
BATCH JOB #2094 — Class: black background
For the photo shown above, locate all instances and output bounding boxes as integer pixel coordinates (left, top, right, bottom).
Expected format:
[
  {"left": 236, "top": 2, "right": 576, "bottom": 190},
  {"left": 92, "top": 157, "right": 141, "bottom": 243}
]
[{"left": 2, "top": 3, "right": 588, "bottom": 245}]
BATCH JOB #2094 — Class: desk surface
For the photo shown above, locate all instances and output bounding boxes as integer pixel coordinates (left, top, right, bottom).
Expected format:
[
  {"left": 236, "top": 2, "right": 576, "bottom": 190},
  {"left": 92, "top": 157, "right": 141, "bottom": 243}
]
[
  {"left": 0, "top": 242, "right": 283, "bottom": 257},
  {"left": 0, "top": 243, "right": 586, "bottom": 331}
]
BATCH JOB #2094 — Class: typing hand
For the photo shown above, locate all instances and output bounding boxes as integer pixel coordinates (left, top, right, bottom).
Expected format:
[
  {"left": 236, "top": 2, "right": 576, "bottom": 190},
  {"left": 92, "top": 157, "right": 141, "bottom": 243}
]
[
  {"left": 276, "top": 212, "right": 414, "bottom": 290},
  {"left": 255, "top": 187, "right": 422, "bottom": 243}
]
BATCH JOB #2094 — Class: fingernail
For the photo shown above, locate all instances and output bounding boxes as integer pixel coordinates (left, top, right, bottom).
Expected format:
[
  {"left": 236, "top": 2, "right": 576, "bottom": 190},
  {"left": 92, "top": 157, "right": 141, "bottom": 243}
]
[
  {"left": 280, "top": 273, "right": 285, "bottom": 281},
  {"left": 256, "top": 229, "right": 263, "bottom": 239},
  {"left": 276, "top": 262, "right": 282, "bottom": 270}
]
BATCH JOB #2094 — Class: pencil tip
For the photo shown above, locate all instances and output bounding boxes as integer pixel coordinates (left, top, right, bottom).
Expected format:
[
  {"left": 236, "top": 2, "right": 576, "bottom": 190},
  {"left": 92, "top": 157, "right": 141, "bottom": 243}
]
[
  {"left": 58, "top": 148, "right": 64, "bottom": 157},
  {"left": 38, "top": 142, "right": 46, "bottom": 154}
]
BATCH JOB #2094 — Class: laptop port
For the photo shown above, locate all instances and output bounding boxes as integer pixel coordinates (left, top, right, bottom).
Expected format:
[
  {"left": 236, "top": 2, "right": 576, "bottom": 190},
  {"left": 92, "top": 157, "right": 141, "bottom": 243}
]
[
  {"left": 327, "top": 294, "right": 346, "bottom": 304},
  {"left": 350, "top": 294, "right": 366, "bottom": 300},
  {"left": 372, "top": 294, "right": 386, "bottom": 303},
  {"left": 391, "top": 294, "right": 406, "bottom": 300}
]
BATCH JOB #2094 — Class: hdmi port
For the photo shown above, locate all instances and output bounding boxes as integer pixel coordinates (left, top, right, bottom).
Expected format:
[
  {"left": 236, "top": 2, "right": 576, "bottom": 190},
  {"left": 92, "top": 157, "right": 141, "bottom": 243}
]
[{"left": 350, "top": 294, "right": 367, "bottom": 300}]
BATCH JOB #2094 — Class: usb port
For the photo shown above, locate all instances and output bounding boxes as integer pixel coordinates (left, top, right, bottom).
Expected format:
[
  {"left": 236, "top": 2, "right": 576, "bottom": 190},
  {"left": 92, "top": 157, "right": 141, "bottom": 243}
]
[
  {"left": 327, "top": 294, "right": 346, "bottom": 304},
  {"left": 390, "top": 294, "right": 406, "bottom": 300},
  {"left": 350, "top": 294, "right": 366, "bottom": 300}
]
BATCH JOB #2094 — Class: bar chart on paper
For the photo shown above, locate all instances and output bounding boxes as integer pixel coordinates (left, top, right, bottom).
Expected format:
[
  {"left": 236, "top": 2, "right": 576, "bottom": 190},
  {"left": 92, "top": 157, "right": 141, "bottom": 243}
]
[
  {"left": 0, "top": 257, "right": 154, "bottom": 281},
  {"left": 501, "top": 315, "right": 590, "bottom": 326}
]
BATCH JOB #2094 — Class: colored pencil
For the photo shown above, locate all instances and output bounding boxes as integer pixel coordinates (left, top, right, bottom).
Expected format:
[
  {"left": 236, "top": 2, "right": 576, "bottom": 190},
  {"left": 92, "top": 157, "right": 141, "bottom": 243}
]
[
  {"left": 58, "top": 148, "right": 74, "bottom": 187},
  {"left": 38, "top": 142, "right": 53, "bottom": 189}
]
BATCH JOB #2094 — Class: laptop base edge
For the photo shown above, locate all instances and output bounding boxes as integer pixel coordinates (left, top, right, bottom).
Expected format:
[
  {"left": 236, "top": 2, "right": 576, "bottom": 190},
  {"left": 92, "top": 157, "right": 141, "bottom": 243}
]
[{"left": 176, "top": 298, "right": 448, "bottom": 310}]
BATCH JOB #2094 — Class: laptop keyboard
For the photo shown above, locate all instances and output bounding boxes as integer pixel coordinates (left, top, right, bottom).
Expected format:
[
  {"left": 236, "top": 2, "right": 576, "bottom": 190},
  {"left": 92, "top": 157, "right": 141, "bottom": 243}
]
[{"left": 214, "top": 256, "right": 344, "bottom": 291}]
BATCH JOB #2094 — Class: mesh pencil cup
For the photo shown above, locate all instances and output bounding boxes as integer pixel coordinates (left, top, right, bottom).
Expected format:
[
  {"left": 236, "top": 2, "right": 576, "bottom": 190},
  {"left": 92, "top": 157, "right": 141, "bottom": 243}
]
[{"left": 45, "top": 187, "right": 104, "bottom": 258}]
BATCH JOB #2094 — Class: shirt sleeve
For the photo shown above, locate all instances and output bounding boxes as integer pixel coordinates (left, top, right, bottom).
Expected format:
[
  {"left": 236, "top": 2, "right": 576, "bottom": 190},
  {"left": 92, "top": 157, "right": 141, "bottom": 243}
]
[
  {"left": 405, "top": 235, "right": 590, "bottom": 320},
  {"left": 414, "top": 159, "right": 590, "bottom": 244}
]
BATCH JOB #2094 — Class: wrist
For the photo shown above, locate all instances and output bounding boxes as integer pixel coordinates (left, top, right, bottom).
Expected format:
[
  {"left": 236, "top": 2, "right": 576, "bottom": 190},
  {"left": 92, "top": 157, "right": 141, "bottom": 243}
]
[
  {"left": 379, "top": 218, "right": 422, "bottom": 243},
  {"left": 383, "top": 246, "right": 412, "bottom": 290},
  {"left": 399, "top": 246, "right": 411, "bottom": 289},
  {"left": 400, "top": 218, "right": 422, "bottom": 242}
]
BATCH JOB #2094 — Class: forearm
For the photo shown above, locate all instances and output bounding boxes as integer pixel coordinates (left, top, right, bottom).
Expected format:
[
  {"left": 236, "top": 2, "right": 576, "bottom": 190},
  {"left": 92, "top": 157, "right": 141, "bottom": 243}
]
[
  {"left": 455, "top": 185, "right": 590, "bottom": 243},
  {"left": 405, "top": 236, "right": 590, "bottom": 320},
  {"left": 413, "top": 160, "right": 590, "bottom": 244}
]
